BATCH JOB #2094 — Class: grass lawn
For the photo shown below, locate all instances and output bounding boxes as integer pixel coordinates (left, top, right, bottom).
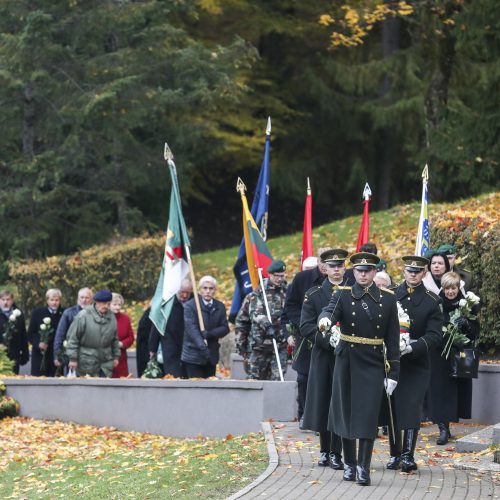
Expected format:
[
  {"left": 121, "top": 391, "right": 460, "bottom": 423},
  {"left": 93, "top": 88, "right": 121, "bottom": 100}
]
[{"left": 0, "top": 417, "right": 267, "bottom": 499}]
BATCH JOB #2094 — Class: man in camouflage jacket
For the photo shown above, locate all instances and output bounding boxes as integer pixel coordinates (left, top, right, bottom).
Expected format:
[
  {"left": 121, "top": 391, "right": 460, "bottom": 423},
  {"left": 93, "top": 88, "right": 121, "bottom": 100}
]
[{"left": 235, "top": 260, "right": 288, "bottom": 380}]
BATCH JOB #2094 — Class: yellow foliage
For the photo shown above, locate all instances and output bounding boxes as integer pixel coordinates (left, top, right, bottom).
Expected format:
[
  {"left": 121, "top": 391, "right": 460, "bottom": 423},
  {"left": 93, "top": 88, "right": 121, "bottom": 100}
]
[
  {"left": 318, "top": 14, "right": 335, "bottom": 26},
  {"left": 197, "top": 0, "right": 222, "bottom": 15}
]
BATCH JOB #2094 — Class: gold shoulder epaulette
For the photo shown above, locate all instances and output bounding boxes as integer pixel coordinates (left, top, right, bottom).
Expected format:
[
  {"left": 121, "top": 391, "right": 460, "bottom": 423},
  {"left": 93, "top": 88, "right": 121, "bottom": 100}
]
[
  {"left": 380, "top": 286, "right": 395, "bottom": 295},
  {"left": 425, "top": 289, "right": 439, "bottom": 301},
  {"left": 335, "top": 286, "right": 352, "bottom": 290}
]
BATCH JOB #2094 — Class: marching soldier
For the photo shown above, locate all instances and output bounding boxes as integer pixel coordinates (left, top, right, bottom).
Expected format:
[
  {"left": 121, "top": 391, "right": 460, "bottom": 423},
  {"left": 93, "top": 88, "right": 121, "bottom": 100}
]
[
  {"left": 300, "top": 249, "right": 351, "bottom": 470},
  {"left": 235, "top": 260, "right": 288, "bottom": 380},
  {"left": 318, "top": 252, "right": 400, "bottom": 486},
  {"left": 383, "top": 256, "right": 443, "bottom": 472}
]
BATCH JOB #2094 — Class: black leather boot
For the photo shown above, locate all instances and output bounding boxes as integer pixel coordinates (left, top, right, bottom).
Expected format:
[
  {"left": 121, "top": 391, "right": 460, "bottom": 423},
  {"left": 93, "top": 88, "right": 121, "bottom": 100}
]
[
  {"left": 342, "top": 438, "right": 356, "bottom": 481},
  {"left": 318, "top": 431, "right": 330, "bottom": 466},
  {"left": 436, "top": 423, "right": 450, "bottom": 445},
  {"left": 401, "top": 428, "right": 418, "bottom": 472},
  {"left": 329, "top": 433, "right": 344, "bottom": 470},
  {"left": 386, "top": 422, "right": 402, "bottom": 470},
  {"left": 356, "top": 439, "right": 374, "bottom": 486}
]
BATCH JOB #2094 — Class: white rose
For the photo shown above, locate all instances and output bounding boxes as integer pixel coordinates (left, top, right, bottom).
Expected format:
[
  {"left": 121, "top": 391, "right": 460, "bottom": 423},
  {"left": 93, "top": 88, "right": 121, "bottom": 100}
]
[
  {"left": 9, "top": 314, "right": 16, "bottom": 322},
  {"left": 63, "top": 340, "right": 68, "bottom": 348},
  {"left": 43, "top": 317, "right": 51, "bottom": 325},
  {"left": 13, "top": 309, "right": 21, "bottom": 318},
  {"left": 40, "top": 324, "right": 47, "bottom": 331},
  {"left": 467, "top": 292, "right": 480, "bottom": 305},
  {"left": 459, "top": 299, "right": 467, "bottom": 307}
]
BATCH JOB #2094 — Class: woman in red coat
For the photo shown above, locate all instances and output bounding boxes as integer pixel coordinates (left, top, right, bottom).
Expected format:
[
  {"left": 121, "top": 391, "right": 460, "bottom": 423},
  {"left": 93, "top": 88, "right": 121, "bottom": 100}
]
[{"left": 110, "top": 293, "right": 135, "bottom": 378}]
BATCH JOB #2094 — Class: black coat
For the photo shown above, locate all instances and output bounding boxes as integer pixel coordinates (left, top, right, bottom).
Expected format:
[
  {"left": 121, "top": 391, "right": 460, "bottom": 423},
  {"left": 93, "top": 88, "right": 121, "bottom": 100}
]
[
  {"left": 181, "top": 297, "right": 229, "bottom": 366},
  {"left": 428, "top": 292, "right": 478, "bottom": 422},
  {"left": 386, "top": 282, "right": 443, "bottom": 430},
  {"left": 0, "top": 305, "right": 29, "bottom": 374},
  {"left": 28, "top": 306, "right": 64, "bottom": 376},
  {"left": 284, "top": 267, "right": 325, "bottom": 375},
  {"left": 136, "top": 307, "right": 152, "bottom": 378},
  {"left": 149, "top": 297, "right": 186, "bottom": 377},
  {"left": 300, "top": 278, "right": 348, "bottom": 432},
  {"left": 319, "top": 282, "right": 400, "bottom": 439}
]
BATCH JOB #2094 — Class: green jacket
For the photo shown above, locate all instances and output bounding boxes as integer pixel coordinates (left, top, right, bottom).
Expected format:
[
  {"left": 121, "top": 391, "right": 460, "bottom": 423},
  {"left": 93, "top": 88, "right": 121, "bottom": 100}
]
[{"left": 66, "top": 305, "right": 120, "bottom": 377}]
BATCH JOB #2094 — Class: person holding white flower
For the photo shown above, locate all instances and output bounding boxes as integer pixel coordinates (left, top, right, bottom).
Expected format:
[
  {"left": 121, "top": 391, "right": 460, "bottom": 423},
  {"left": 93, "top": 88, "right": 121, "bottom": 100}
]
[
  {"left": 382, "top": 256, "right": 443, "bottom": 473},
  {"left": 428, "top": 272, "right": 480, "bottom": 445},
  {"left": 300, "top": 248, "right": 351, "bottom": 471},
  {"left": 0, "top": 290, "right": 29, "bottom": 374},
  {"left": 27, "top": 288, "right": 64, "bottom": 377}
]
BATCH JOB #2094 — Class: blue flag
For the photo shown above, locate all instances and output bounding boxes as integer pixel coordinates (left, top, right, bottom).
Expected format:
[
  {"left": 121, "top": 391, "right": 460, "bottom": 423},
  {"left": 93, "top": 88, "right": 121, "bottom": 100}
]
[
  {"left": 415, "top": 165, "right": 430, "bottom": 257},
  {"left": 229, "top": 128, "right": 270, "bottom": 321}
]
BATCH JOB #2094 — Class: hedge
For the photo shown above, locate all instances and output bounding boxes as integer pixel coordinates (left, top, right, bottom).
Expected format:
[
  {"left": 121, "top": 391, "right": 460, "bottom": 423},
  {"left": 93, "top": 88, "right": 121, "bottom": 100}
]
[
  {"left": 8, "top": 235, "right": 164, "bottom": 316},
  {"left": 431, "top": 196, "right": 499, "bottom": 350}
]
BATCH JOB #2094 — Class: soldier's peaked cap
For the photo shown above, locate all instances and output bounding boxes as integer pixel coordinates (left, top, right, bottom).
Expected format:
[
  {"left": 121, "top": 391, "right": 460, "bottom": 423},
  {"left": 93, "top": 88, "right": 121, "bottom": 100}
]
[
  {"left": 267, "top": 260, "right": 286, "bottom": 274},
  {"left": 320, "top": 248, "right": 348, "bottom": 264},
  {"left": 350, "top": 252, "right": 380, "bottom": 271},
  {"left": 402, "top": 255, "right": 429, "bottom": 272}
]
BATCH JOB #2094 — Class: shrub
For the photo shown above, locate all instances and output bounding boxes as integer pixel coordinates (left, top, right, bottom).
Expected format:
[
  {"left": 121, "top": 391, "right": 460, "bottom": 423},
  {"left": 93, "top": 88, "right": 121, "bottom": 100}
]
[{"left": 431, "top": 193, "right": 499, "bottom": 350}]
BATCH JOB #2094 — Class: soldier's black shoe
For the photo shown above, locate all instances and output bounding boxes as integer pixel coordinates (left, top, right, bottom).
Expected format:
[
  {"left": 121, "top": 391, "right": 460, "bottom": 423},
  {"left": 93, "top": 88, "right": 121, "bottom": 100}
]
[
  {"left": 400, "top": 456, "right": 418, "bottom": 472},
  {"left": 386, "top": 456, "right": 401, "bottom": 470},
  {"left": 318, "top": 452, "right": 329, "bottom": 467},
  {"left": 436, "top": 423, "right": 450, "bottom": 445},
  {"left": 343, "top": 464, "right": 356, "bottom": 481},
  {"left": 329, "top": 452, "right": 344, "bottom": 470},
  {"left": 356, "top": 465, "right": 371, "bottom": 486},
  {"left": 299, "top": 416, "right": 305, "bottom": 430},
  {"left": 401, "top": 428, "right": 418, "bottom": 472}
]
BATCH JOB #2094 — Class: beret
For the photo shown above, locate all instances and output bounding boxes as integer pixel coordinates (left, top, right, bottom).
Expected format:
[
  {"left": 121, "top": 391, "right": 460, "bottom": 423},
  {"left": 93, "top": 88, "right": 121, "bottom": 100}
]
[
  {"left": 437, "top": 244, "right": 456, "bottom": 255},
  {"left": 94, "top": 290, "right": 112, "bottom": 302},
  {"left": 267, "top": 260, "right": 286, "bottom": 274}
]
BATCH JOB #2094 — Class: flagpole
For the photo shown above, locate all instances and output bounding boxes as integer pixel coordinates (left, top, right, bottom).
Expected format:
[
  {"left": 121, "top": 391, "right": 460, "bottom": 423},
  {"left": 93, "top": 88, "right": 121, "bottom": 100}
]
[
  {"left": 415, "top": 164, "right": 429, "bottom": 256},
  {"left": 164, "top": 143, "right": 205, "bottom": 334},
  {"left": 257, "top": 267, "right": 284, "bottom": 382}
]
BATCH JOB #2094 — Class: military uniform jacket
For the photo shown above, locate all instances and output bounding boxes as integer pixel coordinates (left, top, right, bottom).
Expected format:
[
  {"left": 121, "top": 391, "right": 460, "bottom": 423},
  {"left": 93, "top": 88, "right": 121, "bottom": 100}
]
[
  {"left": 235, "top": 280, "right": 287, "bottom": 353},
  {"left": 318, "top": 281, "right": 400, "bottom": 440},
  {"left": 388, "top": 282, "right": 443, "bottom": 430},
  {"left": 300, "top": 278, "right": 349, "bottom": 432}
]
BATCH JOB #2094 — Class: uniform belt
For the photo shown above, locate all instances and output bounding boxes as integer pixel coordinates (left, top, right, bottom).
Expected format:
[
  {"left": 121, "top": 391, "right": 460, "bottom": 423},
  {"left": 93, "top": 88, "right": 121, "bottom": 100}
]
[{"left": 339, "top": 333, "right": 384, "bottom": 345}]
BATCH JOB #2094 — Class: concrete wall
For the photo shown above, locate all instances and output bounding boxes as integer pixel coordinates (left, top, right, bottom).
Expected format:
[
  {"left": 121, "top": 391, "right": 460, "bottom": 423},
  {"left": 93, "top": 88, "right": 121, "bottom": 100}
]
[
  {"left": 4, "top": 378, "right": 297, "bottom": 438},
  {"left": 470, "top": 364, "right": 500, "bottom": 424}
]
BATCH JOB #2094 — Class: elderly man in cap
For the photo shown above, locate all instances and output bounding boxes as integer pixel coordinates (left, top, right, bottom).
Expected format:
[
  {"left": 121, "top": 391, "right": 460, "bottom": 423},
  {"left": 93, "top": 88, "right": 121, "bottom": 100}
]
[
  {"left": 437, "top": 244, "right": 474, "bottom": 291},
  {"left": 236, "top": 260, "right": 288, "bottom": 380},
  {"left": 66, "top": 290, "right": 120, "bottom": 378},
  {"left": 283, "top": 247, "right": 331, "bottom": 423},
  {"left": 300, "top": 249, "right": 352, "bottom": 470},
  {"left": 318, "top": 252, "right": 400, "bottom": 486},
  {"left": 381, "top": 256, "right": 443, "bottom": 472}
]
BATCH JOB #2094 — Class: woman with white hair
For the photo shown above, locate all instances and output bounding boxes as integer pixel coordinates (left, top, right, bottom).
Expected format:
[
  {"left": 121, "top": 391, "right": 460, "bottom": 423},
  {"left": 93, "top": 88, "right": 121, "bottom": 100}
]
[
  {"left": 181, "top": 275, "right": 229, "bottom": 378},
  {"left": 28, "top": 288, "right": 64, "bottom": 376}
]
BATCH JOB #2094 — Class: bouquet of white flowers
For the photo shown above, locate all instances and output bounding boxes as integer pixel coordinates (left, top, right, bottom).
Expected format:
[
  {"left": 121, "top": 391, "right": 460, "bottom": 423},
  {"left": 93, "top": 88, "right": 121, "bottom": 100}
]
[
  {"left": 441, "top": 291, "right": 480, "bottom": 359},
  {"left": 396, "top": 301, "right": 411, "bottom": 352},
  {"left": 39, "top": 317, "right": 54, "bottom": 373},
  {"left": 2, "top": 309, "right": 21, "bottom": 347}
]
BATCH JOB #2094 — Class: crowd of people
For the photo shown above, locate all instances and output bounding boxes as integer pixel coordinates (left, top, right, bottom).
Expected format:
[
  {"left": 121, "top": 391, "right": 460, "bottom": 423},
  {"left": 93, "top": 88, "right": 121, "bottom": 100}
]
[{"left": 0, "top": 242, "right": 480, "bottom": 486}]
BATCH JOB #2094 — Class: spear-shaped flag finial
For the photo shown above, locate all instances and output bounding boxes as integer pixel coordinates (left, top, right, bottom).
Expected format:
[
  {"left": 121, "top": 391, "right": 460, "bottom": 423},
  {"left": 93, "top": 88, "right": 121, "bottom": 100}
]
[
  {"left": 236, "top": 177, "right": 247, "bottom": 195},
  {"left": 422, "top": 164, "right": 429, "bottom": 182},
  {"left": 266, "top": 116, "right": 271, "bottom": 136},
  {"left": 362, "top": 182, "right": 372, "bottom": 200},
  {"left": 164, "top": 142, "right": 174, "bottom": 162}
]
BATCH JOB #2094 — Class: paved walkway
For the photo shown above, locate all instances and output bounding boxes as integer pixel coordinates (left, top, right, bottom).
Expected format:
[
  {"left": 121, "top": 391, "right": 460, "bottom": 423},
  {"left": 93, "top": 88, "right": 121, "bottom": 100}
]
[{"left": 235, "top": 422, "right": 499, "bottom": 499}]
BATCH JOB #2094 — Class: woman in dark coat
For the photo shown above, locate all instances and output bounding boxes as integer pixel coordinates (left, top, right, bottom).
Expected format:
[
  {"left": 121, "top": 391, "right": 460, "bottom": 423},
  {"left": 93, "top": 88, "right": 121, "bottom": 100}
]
[
  {"left": 28, "top": 288, "right": 64, "bottom": 377},
  {"left": 428, "top": 272, "right": 479, "bottom": 445},
  {"left": 136, "top": 307, "right": 152, "bottom": 378},
  {"left": 0, "top": 290, "right": 29, "bottom": 374}
]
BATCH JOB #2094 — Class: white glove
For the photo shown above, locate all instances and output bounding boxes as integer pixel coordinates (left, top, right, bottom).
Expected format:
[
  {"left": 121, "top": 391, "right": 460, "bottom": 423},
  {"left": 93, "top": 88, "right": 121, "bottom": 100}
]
[
  {"left": 384, "top": 378, "right": 398, "bottom": 396},
  {"left": 318, "top": 317, "right": 332, "bottom": 332},
  {"left": 401, "top": 344, "right": 413, "bottom": 356}
]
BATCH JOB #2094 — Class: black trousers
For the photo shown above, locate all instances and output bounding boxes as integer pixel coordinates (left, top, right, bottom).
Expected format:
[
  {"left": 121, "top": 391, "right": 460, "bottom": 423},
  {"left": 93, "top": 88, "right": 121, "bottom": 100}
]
[
  {"left": 184, "top": 362, "right": 216, "bottom": 379},
  {"left": 296, "top": 371, "right": 308, "bottom": 419}
]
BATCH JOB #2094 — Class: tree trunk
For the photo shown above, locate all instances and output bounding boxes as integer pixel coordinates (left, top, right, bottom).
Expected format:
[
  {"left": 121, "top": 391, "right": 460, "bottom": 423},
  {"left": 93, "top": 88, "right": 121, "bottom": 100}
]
[{"left": 23, "top": 82, "right": 35, "bottom": 158}]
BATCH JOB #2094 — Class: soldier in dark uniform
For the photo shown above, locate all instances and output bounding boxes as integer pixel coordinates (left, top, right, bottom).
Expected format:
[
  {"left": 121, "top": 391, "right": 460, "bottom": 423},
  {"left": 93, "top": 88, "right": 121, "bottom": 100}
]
[
  {"left": 300, "top": 249, "right": 351, "bottom": 470},
  {"left": 284, "top": 248, "right": 330, "bottom": 424},
  {"left": 437, "top": 244, "right": 474, "bottom": 291},
  {"left": 318, "top": 252, "right": 400, "bottom": 486},
  {"left": 383, "top": 256, "right": 443, "bottom": 472}
]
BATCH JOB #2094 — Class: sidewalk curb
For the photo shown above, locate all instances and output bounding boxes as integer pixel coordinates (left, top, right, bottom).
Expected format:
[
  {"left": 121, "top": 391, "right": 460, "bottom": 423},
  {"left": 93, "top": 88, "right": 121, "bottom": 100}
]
[{"left": 227, "top": 421, "right": 279, "bottom": 500}]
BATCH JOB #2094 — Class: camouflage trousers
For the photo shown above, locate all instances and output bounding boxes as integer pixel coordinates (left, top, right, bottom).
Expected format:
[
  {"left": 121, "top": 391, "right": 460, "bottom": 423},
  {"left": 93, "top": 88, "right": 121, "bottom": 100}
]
[{"left": 248, "top": 347, "right": 287, "bottom": 381}]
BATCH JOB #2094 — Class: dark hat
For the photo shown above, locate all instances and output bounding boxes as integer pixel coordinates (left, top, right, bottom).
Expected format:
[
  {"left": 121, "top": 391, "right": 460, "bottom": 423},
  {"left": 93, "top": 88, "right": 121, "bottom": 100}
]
[
  {"left": 320, "top": 248, "right": 348, "bottom": 266},
  {"left": 437, "top": 244, "right": 456, "bottom": 255},
  {"left": 402, "top": 255, "right": 429, "bottom": 272},
  {"left": 350, "top": 252, "right": 380, "bottom": 271},
  {"left": 267, "top": 260, "right": 286, "bottom": 274},
  {"left": 93, "top": 290, "right": 112, "bottom": 302}
]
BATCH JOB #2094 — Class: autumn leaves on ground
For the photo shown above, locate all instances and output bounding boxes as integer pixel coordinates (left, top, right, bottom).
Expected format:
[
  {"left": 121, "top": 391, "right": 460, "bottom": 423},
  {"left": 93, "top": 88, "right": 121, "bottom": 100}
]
[{"left": 0, "top": 417, "right": 266, "bottom": 499}]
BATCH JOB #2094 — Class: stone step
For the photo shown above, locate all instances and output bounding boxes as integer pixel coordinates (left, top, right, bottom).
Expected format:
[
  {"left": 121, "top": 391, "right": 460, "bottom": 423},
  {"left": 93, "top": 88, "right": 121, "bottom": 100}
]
[{"left": 455, "top": 424, "right": 496, "bottom": 452}]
